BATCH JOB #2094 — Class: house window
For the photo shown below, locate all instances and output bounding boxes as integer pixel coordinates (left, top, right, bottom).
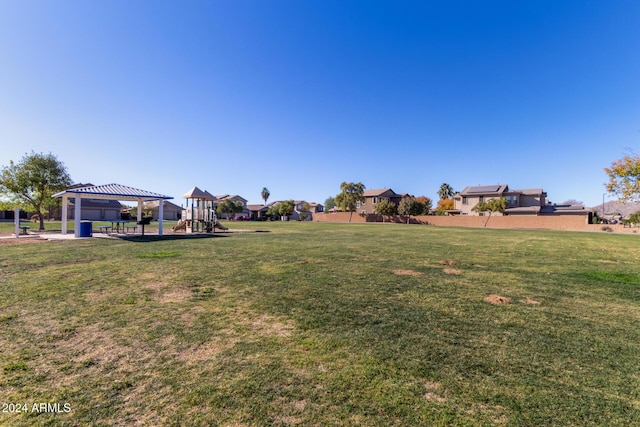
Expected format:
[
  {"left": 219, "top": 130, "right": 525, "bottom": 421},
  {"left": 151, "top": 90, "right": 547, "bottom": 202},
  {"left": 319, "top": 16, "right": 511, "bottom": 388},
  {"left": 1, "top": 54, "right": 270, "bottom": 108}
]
[
  {"left": 462, "top": 197, "right": 468, "bottom": 205},
  {"left": 356, "top": 201, "right": 361, "bottom": 208},
  {"left": 479, "top": 196, "right": 484, "bottom": 203},
  {"left": 506, "top": 195, "right": 518, "bottom": 206},
  {"left": 373, "top": 197, "right": 378, "bottom": 204}
]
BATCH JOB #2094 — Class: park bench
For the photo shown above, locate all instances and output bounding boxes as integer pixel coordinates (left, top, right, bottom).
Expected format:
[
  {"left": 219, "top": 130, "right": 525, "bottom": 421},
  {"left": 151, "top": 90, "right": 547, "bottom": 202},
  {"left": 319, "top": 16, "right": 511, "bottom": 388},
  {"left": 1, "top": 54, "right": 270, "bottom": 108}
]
[
  {"left": 97, "top": 225, "right": 111, "bottom": 234},
  {"left": 125, "top": 225, "right": 137, "bottom": 234}
]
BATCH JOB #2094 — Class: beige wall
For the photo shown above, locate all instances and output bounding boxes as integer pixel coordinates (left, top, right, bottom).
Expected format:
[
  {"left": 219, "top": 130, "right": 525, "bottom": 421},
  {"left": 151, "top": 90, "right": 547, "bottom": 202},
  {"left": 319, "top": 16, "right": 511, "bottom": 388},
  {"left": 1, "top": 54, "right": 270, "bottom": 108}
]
[{"left": 455, "top": 195, "right": 497, "bottom": 216}]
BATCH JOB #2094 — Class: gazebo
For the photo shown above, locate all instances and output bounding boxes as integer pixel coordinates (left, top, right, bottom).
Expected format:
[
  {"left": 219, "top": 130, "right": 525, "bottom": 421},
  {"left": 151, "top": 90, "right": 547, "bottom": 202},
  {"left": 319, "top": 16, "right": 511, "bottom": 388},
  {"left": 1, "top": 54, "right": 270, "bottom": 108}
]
[{"left": 52, "top": 183, "right": 174, "bottom": 237}]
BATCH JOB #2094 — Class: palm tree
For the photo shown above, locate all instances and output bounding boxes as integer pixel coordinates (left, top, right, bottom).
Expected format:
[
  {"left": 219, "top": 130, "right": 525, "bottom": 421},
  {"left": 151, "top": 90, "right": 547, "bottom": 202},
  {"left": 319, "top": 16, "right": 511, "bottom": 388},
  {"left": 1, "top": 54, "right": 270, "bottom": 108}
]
[
  {"left": 438, "top": 183, "right": 454, "bottom": 200},
  {"left": 261, "top": 187, "right": 270, "bottom": 206}
]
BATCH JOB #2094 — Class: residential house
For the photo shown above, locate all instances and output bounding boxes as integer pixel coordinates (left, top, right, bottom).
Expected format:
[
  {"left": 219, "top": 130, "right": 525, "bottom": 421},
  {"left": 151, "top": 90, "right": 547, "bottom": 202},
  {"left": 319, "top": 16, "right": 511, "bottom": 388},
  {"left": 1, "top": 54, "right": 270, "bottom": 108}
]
[
  {"left": 309, "top": 203, "right": 324, "bottom": 214},
  {"left": 247, "top": 204, "right": 269, "bottom": 220},
  {"left": 68, "top": 198, "right": 123, "bottom": 220},
  {"left": 452, "top": 185, "right": 587, "bottom": 217},
  {"left": 0, "top": 209, "right": 30, "bottom": 221},
  {"left": 216, "top": 194, "right": 249, "bottom": 219},
  {"left": 262, "top": 200, "right": 322, "bottom": 220},
  {"left": 358, "top": 189, "right": 408, "bottom": 214},
  {"left": 144, "top": 200, "right": 183, "bottom": 221}
]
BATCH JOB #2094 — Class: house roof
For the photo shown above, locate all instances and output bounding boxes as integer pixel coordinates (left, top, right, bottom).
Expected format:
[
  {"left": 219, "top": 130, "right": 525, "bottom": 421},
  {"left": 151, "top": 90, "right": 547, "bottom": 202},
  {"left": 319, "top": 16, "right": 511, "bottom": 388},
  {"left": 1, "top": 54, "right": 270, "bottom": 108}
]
[
  {"left": 247, "top": 204, "right": 268, "bottom": 211},
  {"left": 460, "top": 185, "right": 509, "bottom": 196},
  {"left": 460, "top": 185, "right": 546, "bottom": 197},
  {"left": 145, "top": 200, "right": 183, "bottom": 210},
  {"left": 53, "top": 183, "right": 173, "bottom": 201},
  {"left": 540, "top": 204, "right": 587, "bottom": 214},
  {"left": 504, "top": 206, "right": 541, "bottom": 214},
  {"left": 217, "top": 194, "right": 247, "bottom": 203},
  {"left": 363, "top": 188, "right": 397, "bottom": 197}
]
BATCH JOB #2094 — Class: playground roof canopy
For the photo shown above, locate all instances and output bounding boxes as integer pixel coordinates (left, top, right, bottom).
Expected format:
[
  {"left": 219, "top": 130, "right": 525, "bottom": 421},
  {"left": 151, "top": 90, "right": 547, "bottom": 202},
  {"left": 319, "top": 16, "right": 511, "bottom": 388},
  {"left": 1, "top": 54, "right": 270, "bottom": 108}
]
[
  {"left": 182, "top": 186, "right": 215, "bottom": 200},
  {"left": 53, "top": 183, "right": 173, "bottom": 201}
]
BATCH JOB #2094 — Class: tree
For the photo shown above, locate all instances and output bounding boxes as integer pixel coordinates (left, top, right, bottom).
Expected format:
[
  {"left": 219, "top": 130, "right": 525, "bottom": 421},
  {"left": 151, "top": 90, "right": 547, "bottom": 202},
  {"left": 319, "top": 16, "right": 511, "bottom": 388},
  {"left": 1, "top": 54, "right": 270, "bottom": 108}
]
[
  {"left": 334, "top": 182, "right": 365, "bottom": 222},
  {"left": 628, "top": 211, "right": 640, "bottom": 226},
  {"left": 298, "top": 201, "right": 311, "bottom": 220},
  {"left": 604, "top": 155, "right": 640, "bottom": 201},
  {"left": 374, "top": 199, "right": 397, "bottom": 221},
  {"left": 266, "top": 203, "right": 280, "bottom": 219},
  {"left": 398, "top": 197, "right": 423, "bottom": 223},
  {"left": 415, "top": 196, "right": 433, "bottom": 215},
  {"left": 324, "top": 196, "right": 336, "bottom": 211},
  {"left": 261, "top": 187, "right": 270, "bottom": 206},
  {"left": 435, "top": 198, "right": 454, "bottom": 215},
  {"left": 217, "top": 199, "right": 243, "bottom": 219},
  {"left": 278, "top": 199, "right": 296, "bottom": 219},
  {"left": 0, "top": 152, "right": 72, "bottom": 230},
  {"left": 472, "top": 197, "right": 508, "bottom": 227},
  {"left": 438, "top": 183, "right": 455, "bottom": 201}
]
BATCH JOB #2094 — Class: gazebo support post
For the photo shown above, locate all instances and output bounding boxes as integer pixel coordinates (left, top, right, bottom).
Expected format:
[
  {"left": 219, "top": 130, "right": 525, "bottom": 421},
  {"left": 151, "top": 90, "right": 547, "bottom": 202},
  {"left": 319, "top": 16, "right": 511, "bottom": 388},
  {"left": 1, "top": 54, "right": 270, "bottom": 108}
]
[
  {"left": 74, "top": 197, "right": 82, "bottom": 238},
  {"left": 158, "top": 200, "right": 164, "bottom": 236},
  {"left": 14, "top": 207, "right": 20, "bottom": 238},
  {"left": 61, "top": 195, "right": 68, "bottom": 235}
]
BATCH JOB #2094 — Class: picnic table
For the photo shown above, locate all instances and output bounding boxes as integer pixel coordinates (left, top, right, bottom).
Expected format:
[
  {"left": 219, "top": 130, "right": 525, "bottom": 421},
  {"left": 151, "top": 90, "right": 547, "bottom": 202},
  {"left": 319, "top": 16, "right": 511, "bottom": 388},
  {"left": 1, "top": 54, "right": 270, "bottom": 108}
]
[
  {"left": 19, "top": 225, "right": 30, "bottom": 235},
  {"left": 104, "top": 220, "right": 134, "bottom": 234}
]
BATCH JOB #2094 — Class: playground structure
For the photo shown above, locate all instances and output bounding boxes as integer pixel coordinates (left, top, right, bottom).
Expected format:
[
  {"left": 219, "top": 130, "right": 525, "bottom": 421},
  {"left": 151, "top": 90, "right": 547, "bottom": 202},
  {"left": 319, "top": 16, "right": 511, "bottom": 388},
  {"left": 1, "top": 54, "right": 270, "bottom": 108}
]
[{"left": 173, "top": 187, "right": 228, "bottom": 233}]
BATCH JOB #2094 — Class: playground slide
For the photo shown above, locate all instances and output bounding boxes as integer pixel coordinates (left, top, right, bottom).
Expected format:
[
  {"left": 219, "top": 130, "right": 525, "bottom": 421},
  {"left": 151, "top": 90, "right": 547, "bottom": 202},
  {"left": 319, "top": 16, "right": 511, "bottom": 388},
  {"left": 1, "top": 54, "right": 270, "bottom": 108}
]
[
  {"left": 214, "top": 220, "right": 228, "bottom": 231},
  {"left": 173, "top": 219, "right": 187, "bottom": 232}
]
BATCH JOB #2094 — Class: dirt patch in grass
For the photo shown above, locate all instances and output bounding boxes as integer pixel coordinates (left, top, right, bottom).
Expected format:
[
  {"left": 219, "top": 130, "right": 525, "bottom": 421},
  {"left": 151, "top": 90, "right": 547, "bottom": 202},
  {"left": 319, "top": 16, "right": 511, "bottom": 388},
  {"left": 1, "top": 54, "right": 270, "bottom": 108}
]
[
  {"left": 422, "top": 381, "right": 446, "bottom": 402},
  {"left": 484, "top": 295, "right": 512, "bottom": 305},
  {"left": 443, "top": 268, "right": 461, "bottom": 275},
  {"left": 438, "top": 260, "right": 457, "bottom": 265},
  {"left": 143, "top": 281, "right": 192, "bottom": 303},
  {"left": 177, "top": 331, "right": 239, "bottom": 363},
  {"left": 393, "top": 269, "right": 422, "bottom": 276},
  {"left": 251, "top": 314, "right": 294, "bottom": 337},
  {"left": 520, "top": 298, "right": 541, "bottom": 305},
  {"left": 597, "top": 259, "right": 618, "bottom": 264},
  {"left": 158, "top": 288, "right": 192, "bottom": 303}
]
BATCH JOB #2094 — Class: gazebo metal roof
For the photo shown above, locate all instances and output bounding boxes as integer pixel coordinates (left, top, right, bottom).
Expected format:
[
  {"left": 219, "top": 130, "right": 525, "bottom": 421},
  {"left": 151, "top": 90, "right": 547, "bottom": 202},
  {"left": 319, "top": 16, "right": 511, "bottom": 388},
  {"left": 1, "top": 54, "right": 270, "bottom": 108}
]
[{"left": 53, "top": 183, "right": 173, "bottom": 201}]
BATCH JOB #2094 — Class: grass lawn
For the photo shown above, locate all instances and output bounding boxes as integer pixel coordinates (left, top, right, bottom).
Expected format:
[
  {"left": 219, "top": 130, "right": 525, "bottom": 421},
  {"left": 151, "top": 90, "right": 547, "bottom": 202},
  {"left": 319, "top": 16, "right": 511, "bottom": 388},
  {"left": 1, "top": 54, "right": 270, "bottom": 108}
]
[{"left": 0, "top": 222, "right": 639, "bottom": 426}]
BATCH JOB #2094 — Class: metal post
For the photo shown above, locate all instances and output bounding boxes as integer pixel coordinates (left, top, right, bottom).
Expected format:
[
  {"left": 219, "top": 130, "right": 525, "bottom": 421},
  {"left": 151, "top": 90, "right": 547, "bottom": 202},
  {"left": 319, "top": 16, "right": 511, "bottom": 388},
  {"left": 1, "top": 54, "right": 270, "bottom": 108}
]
[
  {"left": 61, "top": 195, "right": 68, "bottom": 235},
  {"left": 74, "top": 197, "right": 82, "bottom": 238},
  {"left": 158, "top": 200, "right": 164, "bottom": 236},
  {"left": 14, "top": 207, "right": 19, "bottom": 238}
]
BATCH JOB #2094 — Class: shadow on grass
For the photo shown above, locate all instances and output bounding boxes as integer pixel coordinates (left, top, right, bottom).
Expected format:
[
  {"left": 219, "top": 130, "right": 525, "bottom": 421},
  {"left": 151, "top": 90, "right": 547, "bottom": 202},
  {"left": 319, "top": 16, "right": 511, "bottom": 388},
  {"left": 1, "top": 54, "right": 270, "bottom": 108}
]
[{"left": 116, "top": 234, "right": 230, "bottom": 243}]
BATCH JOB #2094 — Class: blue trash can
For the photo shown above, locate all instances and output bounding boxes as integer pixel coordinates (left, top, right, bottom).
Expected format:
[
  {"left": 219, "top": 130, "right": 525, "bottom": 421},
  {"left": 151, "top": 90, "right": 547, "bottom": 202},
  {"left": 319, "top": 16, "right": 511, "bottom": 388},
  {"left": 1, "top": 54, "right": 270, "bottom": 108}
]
[{"left": 79, "top": 221, "right": 93, "bottom": 237}]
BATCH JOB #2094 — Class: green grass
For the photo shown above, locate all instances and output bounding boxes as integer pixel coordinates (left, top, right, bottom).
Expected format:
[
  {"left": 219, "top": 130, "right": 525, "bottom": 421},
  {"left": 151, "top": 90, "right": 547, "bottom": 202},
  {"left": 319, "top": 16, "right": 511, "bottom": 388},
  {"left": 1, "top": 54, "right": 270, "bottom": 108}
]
[{"left": 1, "top": 222, "right": 639, "bottom": 426}]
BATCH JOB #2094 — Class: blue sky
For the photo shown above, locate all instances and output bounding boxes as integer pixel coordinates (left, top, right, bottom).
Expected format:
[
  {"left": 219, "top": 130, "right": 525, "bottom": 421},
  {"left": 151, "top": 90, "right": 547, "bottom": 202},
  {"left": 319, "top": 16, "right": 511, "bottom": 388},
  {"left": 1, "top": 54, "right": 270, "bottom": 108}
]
[{"left": 1, "top": 1, "right": 638, "bottom": 207}]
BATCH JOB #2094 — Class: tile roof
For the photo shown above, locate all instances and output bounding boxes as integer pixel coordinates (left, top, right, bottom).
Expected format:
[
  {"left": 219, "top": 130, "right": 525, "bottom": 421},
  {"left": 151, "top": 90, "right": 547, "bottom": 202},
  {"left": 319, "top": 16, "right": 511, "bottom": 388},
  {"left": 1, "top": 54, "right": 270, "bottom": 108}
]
[{"left": 363, "top": 188, "right": 397, "bottom": 197}]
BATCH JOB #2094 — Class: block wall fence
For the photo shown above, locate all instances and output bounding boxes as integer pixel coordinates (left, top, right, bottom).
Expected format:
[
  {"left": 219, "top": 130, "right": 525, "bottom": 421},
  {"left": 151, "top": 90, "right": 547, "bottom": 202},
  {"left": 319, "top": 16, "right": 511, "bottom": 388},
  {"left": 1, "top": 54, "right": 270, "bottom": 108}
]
[{"left": 312, "top": 212, "right": 635, "bottom": 233}]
